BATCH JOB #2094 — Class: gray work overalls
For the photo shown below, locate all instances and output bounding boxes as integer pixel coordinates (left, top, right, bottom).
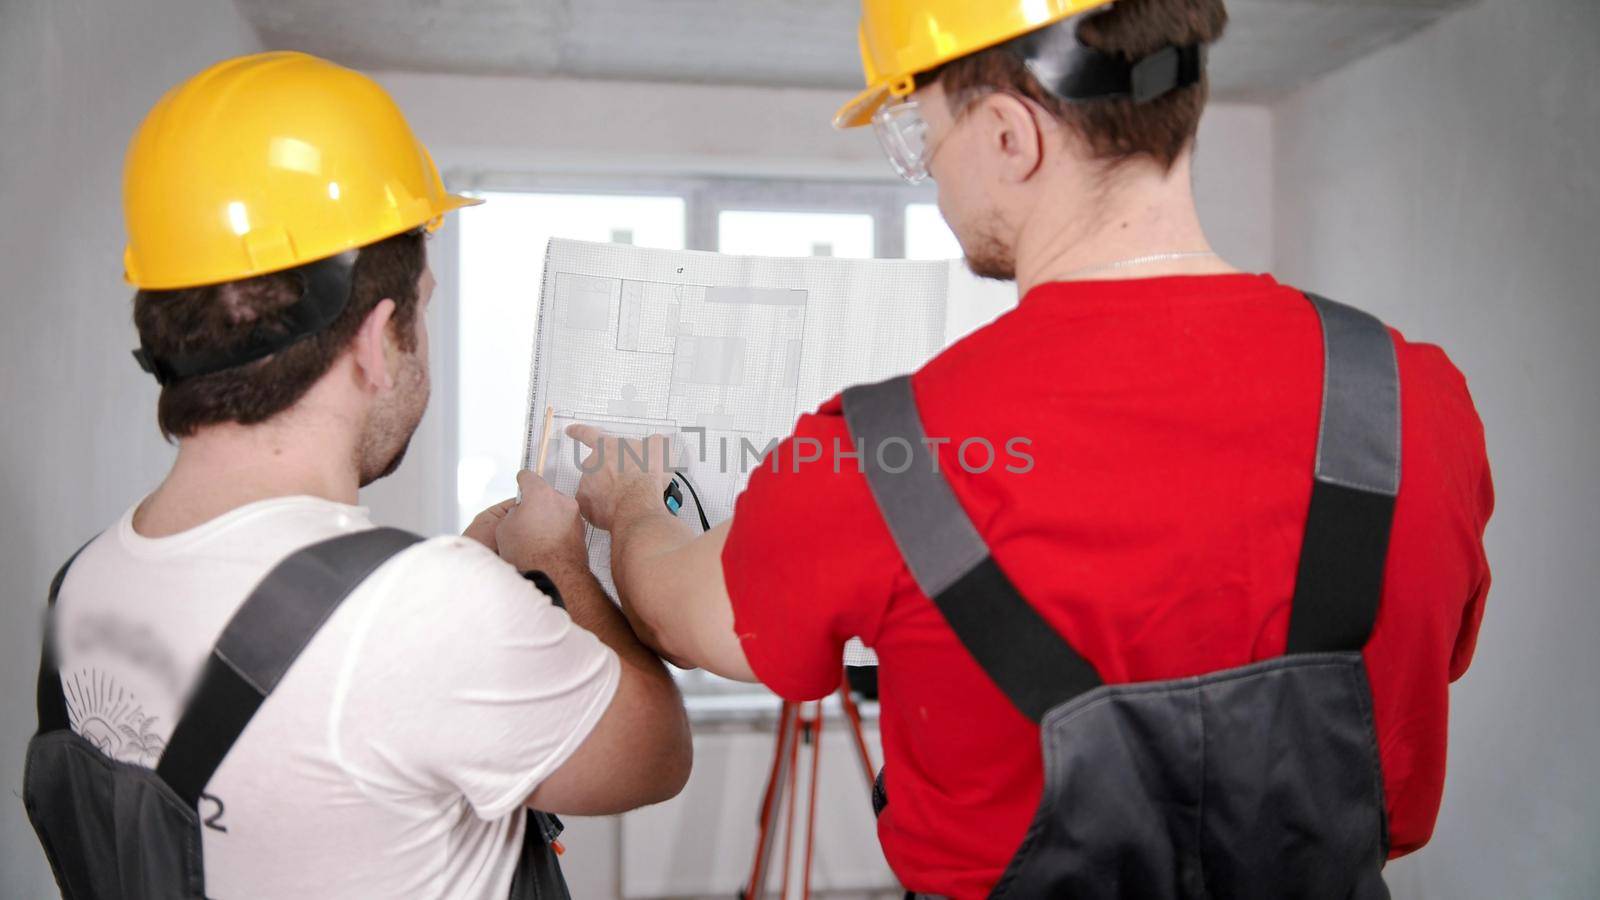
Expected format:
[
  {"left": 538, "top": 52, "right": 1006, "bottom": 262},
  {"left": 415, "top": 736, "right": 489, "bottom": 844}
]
[
  {"left": 25, "top": 528, "right": 571, "bottom": 900},
  {"left": 842, "top": 293, "right": 1398, "bottom": 899}
]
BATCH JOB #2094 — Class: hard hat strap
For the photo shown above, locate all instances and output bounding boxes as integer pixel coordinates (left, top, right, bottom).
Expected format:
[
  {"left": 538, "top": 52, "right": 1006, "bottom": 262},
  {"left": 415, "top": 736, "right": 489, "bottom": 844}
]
[
  {"left": 132, "top": 253, "right": 355, "bottom": 387},
  {"left": 1003, "top": 12, "right": 1207, "bottom": 105}
]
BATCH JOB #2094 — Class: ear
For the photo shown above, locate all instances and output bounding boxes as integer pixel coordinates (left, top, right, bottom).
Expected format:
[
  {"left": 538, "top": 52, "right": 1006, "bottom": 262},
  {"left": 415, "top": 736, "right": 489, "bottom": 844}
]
[
  {"left": 350, "top": 298, "right": 398, "bottom": 392},
  {"left": 979, "top": 94, "right": 1045, "bottom": 183}
]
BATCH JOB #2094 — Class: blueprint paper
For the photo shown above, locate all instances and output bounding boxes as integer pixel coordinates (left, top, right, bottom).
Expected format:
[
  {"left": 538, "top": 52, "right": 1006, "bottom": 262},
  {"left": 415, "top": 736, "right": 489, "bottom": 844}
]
[{"left": 523, "top": 239, "right": 951, "bottom": 667}]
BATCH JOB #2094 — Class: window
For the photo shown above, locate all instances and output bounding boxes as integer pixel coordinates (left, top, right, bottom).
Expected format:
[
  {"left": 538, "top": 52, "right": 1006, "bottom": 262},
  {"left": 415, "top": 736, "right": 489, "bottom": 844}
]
[
  {"left": 718, "top": 210, "right": 876, "bottom": 259},
  {"left": 453, "top": 178, "right": 949, "bottom": 707},
  {"left": 905, "top": 202, "right": 964, "bottom": 261},
  {"left": 456, "top": 181, "right": 947, "bottom": 531},
  {"left": 456, "top": 193, "right": 686, "bottom": 528}
]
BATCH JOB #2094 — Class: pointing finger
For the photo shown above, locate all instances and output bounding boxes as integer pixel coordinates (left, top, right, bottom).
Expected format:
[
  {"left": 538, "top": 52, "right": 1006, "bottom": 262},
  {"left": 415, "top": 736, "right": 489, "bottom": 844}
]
[{"left": 566, "top": 423, "right": 605, "bottom": 449}]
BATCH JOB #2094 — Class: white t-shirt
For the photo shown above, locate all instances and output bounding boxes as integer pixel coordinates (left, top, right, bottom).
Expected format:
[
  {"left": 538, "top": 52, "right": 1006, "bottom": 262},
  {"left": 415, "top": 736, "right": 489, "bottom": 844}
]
[{"left": 51, "top": 496, "right": 620, "bottom": 899}]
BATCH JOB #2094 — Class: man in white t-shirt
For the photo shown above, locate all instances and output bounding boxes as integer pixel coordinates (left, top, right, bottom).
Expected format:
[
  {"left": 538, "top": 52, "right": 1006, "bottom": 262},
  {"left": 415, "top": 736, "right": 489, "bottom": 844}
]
[{"left": 31, "top": 52, "right": 691, "bottom": 899}]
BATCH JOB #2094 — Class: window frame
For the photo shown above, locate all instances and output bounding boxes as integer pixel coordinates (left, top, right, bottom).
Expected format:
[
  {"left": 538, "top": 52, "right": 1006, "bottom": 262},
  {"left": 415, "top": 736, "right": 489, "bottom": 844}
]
[{"left": 447, "top": 170, "right": 937, "bottom": 255}]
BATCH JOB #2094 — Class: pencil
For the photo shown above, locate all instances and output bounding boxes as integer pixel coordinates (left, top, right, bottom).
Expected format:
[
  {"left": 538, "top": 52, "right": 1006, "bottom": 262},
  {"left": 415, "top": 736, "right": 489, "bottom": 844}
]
[{"left": 535, "top": 405, "right": 555, "bottom": 476}]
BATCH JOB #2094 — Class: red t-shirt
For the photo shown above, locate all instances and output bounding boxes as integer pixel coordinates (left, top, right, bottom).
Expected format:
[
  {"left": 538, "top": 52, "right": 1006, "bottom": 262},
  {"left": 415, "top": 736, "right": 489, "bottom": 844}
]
[{"left": 721, "top": 274, "right": 1494, "bottom": 899}]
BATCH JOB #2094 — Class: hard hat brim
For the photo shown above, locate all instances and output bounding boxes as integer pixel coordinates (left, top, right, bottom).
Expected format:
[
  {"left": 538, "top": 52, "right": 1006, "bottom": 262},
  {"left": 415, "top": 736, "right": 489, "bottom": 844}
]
[
  {"left": 427, "top": 192, "right": 485, "bottom": 231},
  {"left": 124, "top": 193, "right": 485, "bottom": 289},
  {"left": 834, "top": 83, "right": 890, "bottom": 130}
]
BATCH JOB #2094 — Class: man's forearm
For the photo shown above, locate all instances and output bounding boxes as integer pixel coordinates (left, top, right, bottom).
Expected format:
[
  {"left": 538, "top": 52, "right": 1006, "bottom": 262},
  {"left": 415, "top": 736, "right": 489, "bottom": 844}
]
[
  {"left": 530, "top": 555, "right": 693, "bottom": 810},
  {"left": 608, "top": 487, "right": 702, "bottom": 661},
  {"left": 541, "top": 554, "right": 679, "bottom": 679}
]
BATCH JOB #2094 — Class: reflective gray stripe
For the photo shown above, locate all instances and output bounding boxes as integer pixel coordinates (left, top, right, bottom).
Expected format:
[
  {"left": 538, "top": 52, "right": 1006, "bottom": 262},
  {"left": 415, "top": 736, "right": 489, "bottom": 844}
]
[
  {"left": 214, "top": 528, "right": 421, "bottom": 694},
  {"left": 1308, "top": 294, "right": 1401, "bottom": 497},
  {"left": 841, "top": 375, "right": 989, "bottom": 598}
]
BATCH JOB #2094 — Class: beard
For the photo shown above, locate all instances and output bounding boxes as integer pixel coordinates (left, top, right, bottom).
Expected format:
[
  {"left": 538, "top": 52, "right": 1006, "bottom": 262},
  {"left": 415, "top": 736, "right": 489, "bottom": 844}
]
[
  {"left": 964, "top": 232, "right": 1017, "bottom": 281},
  {"left": 357, "top": 352, "right": 430, "bottom": 488},
  {"left": 954, "top": 207, "right": 1017, "bottom": 282},
  {"left": 363, "top": 435, "right": 411, "bottom": 487}
]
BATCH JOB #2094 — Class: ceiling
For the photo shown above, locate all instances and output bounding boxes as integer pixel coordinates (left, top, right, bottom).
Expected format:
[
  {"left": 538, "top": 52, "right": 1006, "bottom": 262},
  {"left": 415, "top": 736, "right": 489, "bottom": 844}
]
[{"left": 235, "top": 0, "right": 1476, "bottom": 102}]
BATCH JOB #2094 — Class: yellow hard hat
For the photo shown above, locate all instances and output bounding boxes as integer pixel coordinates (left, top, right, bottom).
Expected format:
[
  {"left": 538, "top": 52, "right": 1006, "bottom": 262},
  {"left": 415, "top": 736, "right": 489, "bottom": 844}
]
[
  {"left": 122, "top": 51, "right": 481, "bottom": 290},
  {"left": 834, "top": 0, "right": 1118, "bottom": 129}
]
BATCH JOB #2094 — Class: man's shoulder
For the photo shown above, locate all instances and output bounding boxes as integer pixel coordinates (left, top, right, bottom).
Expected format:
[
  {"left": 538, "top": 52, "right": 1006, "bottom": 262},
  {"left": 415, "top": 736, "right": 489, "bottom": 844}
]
[
  {"left": 332, "top": 533, "right": 578, "bottom": 677},
  {"left": 386, "top": 532, "right": 499, "bottom": 566},
  {"left": 1392, "top": 332, "right": 1473, "bottom": 395},
  {"left": 367, "top": 533, "right": 544, "bottom": 610},
  {"left": 1375, "top": 321, "right": 1484, "bottom": 439}
]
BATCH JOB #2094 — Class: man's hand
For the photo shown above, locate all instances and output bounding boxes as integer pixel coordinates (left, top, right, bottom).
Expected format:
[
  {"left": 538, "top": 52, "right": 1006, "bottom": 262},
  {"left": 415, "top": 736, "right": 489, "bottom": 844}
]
[
  {"left": 463, "top": 498, "right": 516, "bottom": 553},
  {"left": 495, "top": 470, "right": 589, "bottom": 574},
  {"left": 567, "top": 424, "right": 675, "bottom": 532}
]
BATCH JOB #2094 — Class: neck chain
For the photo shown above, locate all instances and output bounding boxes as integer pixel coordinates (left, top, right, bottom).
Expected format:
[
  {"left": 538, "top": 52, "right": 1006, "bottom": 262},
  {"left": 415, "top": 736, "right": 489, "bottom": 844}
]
[{"left": 1064, "top": 251, "right": 1218, "bottom": 280}]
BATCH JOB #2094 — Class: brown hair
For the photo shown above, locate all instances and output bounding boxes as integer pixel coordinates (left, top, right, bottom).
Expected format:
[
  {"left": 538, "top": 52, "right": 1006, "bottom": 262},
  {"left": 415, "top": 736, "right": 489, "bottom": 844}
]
[
  {"left": 932, "top": 0, "right": 1229, "bottom": 170},
  {"left": 133, "top": 230, "right": 427, "bottom": 440}
]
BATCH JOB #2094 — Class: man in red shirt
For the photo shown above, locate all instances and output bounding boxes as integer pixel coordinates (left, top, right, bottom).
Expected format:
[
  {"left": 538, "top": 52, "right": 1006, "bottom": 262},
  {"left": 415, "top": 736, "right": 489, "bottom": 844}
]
[{"left": 569, "top": 0, "right": 1493, "bottom": 896}]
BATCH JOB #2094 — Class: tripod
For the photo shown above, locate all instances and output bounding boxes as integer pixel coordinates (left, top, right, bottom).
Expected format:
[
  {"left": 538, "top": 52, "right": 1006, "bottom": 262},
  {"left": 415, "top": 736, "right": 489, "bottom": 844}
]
[{"left": 739, "top": 670, "right": 879, "bottom": 900}]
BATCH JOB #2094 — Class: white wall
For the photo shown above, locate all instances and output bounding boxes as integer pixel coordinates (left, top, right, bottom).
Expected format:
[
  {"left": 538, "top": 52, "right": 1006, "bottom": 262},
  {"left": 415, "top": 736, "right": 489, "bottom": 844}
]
[
  {"left": 1271, "top": 1, "right": 1600, "bottom": 896},
  {"left": 0, "top": 0, "right": 262, "bottom": 895}
]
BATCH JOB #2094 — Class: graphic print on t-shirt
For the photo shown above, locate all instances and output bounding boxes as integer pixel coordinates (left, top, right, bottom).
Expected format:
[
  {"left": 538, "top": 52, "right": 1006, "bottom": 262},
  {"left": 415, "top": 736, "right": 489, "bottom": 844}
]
[{"left": 63, "top": 667, "right": 167, "bottom": 767}]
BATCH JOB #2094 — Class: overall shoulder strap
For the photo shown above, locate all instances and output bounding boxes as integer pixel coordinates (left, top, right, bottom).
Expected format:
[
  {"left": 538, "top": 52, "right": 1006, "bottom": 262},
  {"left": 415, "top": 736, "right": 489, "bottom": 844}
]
[
  {"left": 155, "top": 527, "right": 423, "bottom": 806},
  {"left": 35, "top": 537, "right": 99, "bottom": 734},
  {"left": 842, "top": 375, "right": 1101, "bottom": 723},
  {"left": 1285, "top": 293, "right": 1402, "bottom": 653}
]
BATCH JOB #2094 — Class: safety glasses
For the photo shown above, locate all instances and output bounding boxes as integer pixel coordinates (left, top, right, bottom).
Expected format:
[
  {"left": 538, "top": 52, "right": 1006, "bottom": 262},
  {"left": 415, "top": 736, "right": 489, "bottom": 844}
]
[
  {"left": 871, "top": 98, "right": 939, "bottom": 185},
  {"left": 871, "top": 89, "right": 1007, "bottom": 184}
]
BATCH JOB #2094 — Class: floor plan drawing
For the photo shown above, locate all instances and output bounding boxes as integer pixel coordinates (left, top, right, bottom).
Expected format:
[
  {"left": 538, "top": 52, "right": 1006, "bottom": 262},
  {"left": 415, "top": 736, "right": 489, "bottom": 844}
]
[{"left": 523, "top": 239, "right": 952, "bottom": 663}]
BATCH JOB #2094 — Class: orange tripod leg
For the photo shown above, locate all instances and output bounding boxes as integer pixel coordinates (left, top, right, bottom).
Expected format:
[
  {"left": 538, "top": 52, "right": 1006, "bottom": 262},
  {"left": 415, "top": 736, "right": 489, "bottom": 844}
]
[
  {"left": 779, "top": 702, "right": 807, "bottom": 897},
  {"left": 741, "top": 668, "right": 882, "bottom": 900},
  {"left": 741, "top": 701, "right": 797, "bottom": 900},
  {"left": 801, "top": 705, "right": 825, "bottom": 900}
]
